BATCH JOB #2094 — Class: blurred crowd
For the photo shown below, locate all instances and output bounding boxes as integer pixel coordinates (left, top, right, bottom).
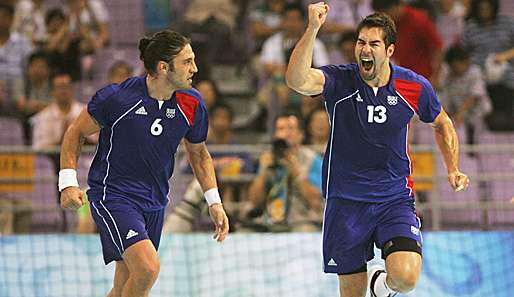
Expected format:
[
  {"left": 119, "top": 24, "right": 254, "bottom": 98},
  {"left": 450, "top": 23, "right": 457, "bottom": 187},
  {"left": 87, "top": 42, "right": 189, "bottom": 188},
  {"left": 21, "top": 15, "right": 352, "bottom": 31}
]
[{"left": 0, "top": 0, "right": 513, "bottom": 234}]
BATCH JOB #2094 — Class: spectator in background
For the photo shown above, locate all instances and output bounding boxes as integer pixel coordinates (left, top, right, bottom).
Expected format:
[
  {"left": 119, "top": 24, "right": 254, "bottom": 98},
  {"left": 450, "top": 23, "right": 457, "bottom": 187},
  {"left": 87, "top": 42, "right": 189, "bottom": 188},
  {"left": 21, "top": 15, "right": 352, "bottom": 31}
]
[
  {"left": 439, "top": 45, "right": 492, "bottom": 147},
  {"left": 0, "top": 4, "right": 33, "bottom": 115},
  {"left": 462, "top": 0, "right": 514, "bottom": 130},
  {"left": 12, "top": 0, "right": 48, "bottom": 46},
  {"left": 31, "top": 72, "right": 97, "bottom": 149},
  {"left": 242, "top": 112, "right": 323, "bottom": 232},
  {"left": 168, "top": 103, "right": 254, "bottom": 233},
  {"left": 44, "top": 8, "right": 82, "bottom": 81},
  {"left": 435, "top": 0, "right": 467, "bottom": 50},
  {"left": 318, "top": 0, "right": 373, "bottom": 35},
  {"left": 249, "top": 0, "right": 286, "bottom": 52},
  {"left": 194, "top": 79, "right": 223, "bottom": 110},
  {"left": 338, "top": 30, "right": 358, "bottom": 64},
  {"left": 31, "top": 72, "right": 97, "bottom": 231},
  {"left": 65, "top": 0, "right": 109, "bottom": 77},
  {"left": 107, "top": 60, "right": 133, "bottom": 84},
  {"left": 260, "top": 3, "right": 329, "bottom": 112},
  {"left": 372, "top": 0, "right": 443, "bottom": 85},
  {"left": 305, "top": 107, "right": 330, "bottom": 156},
  {"left": 14, "top": 51, "right": 53, "bottom": 144}
]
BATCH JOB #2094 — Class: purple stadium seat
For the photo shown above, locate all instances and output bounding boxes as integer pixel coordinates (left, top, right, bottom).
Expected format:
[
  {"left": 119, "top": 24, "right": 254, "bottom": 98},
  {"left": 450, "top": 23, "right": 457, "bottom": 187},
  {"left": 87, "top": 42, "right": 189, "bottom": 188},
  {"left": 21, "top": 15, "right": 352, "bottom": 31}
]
[{"left": 0, "top": 117, "right": 24, "bottom": 145}]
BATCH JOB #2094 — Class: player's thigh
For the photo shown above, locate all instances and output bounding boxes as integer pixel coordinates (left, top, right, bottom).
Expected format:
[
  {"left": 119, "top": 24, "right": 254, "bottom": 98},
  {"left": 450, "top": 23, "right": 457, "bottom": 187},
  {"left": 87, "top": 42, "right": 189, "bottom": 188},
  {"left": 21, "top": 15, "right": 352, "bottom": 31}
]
[
  {"left": 375, "top": 198, "right": 422, "bottom": 283},
  {"left": 338, "top": 271, "right": 367, "bottom": 297},
  {"left": 123, "top": 239, "right": 160, "bottom": 276},
  {"left": 90, "top": 199, "right": 153, "bottom": 264},
  {"left": 323, "top": 198, "right": 377, "bottom": 274},
  {"left": 143, "top": 208, "right": 166, "bottom": 251}
]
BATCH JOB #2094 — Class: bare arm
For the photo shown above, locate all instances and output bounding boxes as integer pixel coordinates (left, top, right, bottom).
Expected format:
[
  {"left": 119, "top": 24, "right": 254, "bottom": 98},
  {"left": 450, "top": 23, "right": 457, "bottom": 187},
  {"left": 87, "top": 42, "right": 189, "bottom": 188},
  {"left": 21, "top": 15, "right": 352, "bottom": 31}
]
[
  {"left": 247, "top": 152, "right": 273, "bottom": 208},
  {"left": 431, "top": 108, "right": 469, "bottom": 191},
  {"left": 184, "top": 140, "right": 229, "bottom": 241},
  {"left": 60, "top": 107, "right": 101, "bottom": 170},
  {"left": 285, "top": 3, "right": 328, "bottom": 96},
  {"left": 59, "top": 107, "right": 100, "bottom": 210},
  {"left": 184, "top": 140, "right": 218, "bottom": 192}
]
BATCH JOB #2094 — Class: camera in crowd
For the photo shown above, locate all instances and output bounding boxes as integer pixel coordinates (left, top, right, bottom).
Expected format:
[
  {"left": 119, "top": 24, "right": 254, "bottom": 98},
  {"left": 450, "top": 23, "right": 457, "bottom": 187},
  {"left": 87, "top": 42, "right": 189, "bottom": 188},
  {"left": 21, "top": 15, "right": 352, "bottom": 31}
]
[{"left": 271, "top": 138, "right": 289, "bottom": 167}]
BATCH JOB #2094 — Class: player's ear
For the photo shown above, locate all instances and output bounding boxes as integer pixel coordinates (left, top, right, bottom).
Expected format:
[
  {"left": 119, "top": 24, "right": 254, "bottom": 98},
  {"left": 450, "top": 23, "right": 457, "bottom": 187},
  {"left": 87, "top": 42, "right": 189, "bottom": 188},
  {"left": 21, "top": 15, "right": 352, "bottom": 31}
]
[
  {"left": 386, "top": 43, "right": 395, "bottom": 58},
  {"left": 158, "top": 61, "right": 168, "bottom": 74}
]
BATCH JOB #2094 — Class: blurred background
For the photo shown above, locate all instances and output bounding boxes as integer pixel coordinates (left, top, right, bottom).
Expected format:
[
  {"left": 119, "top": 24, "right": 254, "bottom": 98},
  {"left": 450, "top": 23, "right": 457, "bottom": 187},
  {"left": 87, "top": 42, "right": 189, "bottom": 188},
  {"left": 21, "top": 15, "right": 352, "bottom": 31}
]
[{"left": 0, "top": 0, "right": 513, "bottom": 296}]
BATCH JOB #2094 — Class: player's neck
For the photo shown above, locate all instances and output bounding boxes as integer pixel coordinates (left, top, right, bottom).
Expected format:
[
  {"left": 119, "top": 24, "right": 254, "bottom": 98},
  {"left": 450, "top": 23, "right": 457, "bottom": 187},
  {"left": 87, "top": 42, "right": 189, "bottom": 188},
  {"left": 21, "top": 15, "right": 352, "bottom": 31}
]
[{"left": 146, "top": 75, "right": 175, "bottom": 101}]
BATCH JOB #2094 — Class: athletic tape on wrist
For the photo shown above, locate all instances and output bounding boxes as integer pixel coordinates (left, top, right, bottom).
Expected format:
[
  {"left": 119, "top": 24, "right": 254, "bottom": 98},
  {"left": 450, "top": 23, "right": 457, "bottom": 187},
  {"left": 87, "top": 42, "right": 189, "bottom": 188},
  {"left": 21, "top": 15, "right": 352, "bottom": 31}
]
[
  {"left": 58, "top": 169, "right": 79, "bottom": 192},
  {"left": 204, "top": 188, "right": 222, "bottom": 206}
]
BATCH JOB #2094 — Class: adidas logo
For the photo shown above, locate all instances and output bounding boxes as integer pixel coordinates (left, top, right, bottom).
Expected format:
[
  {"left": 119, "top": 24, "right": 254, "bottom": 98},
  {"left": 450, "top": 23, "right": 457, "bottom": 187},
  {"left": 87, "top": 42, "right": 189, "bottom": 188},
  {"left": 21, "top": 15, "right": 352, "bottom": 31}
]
[
  {"left": 356, "top": 92, "right": 363, "bottom": 102},
  {"left": 328, "top": 258, "right": 338, "bottom": 266},
  {"left": 135, "top": 106, "right": 147, "bottom": 115},
  {"left": 126, "top": 229, "right": 139, "bottom": 239}
]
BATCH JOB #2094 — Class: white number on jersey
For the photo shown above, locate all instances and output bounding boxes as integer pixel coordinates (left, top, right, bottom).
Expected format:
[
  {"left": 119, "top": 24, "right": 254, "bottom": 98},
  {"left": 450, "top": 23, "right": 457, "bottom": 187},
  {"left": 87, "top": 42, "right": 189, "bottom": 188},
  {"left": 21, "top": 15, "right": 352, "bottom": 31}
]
[
  {"left": 367, "top": 105, "right": 387, "bottom": 123},
  {"left": 150, "top": 118, "right": 163, "bottom": 136}
]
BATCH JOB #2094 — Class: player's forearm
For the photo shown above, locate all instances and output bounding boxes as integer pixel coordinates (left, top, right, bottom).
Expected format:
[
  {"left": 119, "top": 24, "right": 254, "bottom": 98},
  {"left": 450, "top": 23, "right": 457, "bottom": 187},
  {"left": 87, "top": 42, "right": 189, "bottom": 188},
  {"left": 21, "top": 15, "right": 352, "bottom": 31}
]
[
  {"left": 188, "top": 147, "right": 218, "bottom": 192},
  {"left": 60, "top": 124, "right": 84, "bottom": 170},
  {"left": 285, "top": 27, "right": 318, "bottom": 91},
  {"left": 433, "top": 118, "right": 460, "bottom": 174}
]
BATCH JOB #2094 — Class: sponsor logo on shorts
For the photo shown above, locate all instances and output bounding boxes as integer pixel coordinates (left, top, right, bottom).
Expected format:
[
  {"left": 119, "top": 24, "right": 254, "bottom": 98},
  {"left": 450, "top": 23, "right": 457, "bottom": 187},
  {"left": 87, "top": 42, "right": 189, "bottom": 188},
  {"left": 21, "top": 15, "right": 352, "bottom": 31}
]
[
  {"left": 126, "top": 229, "right": 139, "bottom": 239},
  {"left": 328, "top": 258, "right": 338, "bottom": 266}
]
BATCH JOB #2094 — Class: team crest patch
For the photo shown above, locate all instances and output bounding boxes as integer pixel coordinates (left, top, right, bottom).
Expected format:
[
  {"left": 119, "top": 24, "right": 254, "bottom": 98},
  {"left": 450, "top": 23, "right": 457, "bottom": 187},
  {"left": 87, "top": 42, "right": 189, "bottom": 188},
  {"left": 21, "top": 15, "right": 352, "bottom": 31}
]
[
  {"left": 387, "top": 95, "right": 398, "bottom": 106},
  {"left": 166, "top": 108, "right": 176, "bottom": 118}
]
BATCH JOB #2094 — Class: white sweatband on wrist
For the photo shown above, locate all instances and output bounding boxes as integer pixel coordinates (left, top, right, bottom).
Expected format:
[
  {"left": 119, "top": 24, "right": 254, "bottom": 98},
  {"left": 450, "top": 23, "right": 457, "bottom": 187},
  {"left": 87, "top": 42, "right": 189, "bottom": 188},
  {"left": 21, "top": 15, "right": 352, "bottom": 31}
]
[
  {"left": 204, "top": 188, "right": 222, "bottom": 206},
  {"left": 58, "top": 169, "right": 79, "bottom": 192}
]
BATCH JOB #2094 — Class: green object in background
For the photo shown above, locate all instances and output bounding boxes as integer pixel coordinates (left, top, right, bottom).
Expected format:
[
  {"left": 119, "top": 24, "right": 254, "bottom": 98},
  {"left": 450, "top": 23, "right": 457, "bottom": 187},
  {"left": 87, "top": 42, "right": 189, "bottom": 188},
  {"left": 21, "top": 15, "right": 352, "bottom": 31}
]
[
  {"left": 77, "top": 190, "right": 90, "bottom": 218},
  {"left": 144, "top": 0, "right": 171, "bottom": 32}
]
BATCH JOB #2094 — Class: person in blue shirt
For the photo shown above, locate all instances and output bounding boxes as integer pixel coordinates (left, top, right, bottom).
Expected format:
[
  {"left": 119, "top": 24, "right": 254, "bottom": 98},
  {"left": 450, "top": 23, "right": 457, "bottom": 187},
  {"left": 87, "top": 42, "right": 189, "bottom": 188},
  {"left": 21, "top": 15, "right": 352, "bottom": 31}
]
[
  {"left": 58, "top": 30, "right": 229, "bottom": 297},
  {"left": 286, "top": 3, "right": 469, "bottom": 297}
]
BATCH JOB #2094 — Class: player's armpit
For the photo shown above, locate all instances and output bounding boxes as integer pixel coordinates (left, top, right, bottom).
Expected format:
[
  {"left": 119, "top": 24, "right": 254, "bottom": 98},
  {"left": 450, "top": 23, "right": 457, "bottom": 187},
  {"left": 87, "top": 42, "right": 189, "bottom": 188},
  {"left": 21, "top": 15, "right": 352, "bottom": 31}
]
[{"left": 286, "top": 68, "right": 325, "bottom": 96}]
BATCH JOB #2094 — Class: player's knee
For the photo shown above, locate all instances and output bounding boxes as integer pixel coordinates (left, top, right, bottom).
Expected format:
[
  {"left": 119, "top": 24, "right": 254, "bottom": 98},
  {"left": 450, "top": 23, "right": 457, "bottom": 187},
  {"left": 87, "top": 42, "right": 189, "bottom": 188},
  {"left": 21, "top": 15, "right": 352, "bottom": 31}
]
[
  {"left": 388, "top": 266, "right": 419, "bottom": 293},
  {"left": 133, "top": 261, "right": 160, "bottom": 287}
]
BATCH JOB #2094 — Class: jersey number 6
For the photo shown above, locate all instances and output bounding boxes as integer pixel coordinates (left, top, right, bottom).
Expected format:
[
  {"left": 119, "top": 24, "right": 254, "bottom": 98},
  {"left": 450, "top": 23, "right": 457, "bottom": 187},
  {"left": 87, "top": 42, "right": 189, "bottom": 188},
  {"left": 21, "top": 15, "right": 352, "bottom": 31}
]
[
  {"left": 367, "top": 105, "right": 387, "bottom": 123},
  {"left": 151, "top": 118, "right": 163, "bottom": 136}
]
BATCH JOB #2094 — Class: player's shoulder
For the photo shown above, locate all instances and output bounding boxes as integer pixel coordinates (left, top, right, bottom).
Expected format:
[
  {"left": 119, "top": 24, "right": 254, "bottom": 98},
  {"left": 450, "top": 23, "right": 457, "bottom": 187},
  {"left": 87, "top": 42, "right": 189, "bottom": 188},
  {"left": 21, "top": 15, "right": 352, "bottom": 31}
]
[
  {"left": 392, "top": 65, "right": 432, "bottom": 89},
  {"left": 92, "top": 76, "right": 144, "bottom": 105},
  {"left": 176, "top": 88, "right": 204, "bottom": 104}
]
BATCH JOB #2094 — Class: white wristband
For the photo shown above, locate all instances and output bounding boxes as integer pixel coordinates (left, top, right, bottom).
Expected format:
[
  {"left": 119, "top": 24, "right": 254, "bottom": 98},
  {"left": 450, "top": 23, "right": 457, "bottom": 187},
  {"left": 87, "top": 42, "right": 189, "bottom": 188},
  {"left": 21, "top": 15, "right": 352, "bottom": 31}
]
[
  {"left": 204, "top": 188, "right": 222, "bottom": 206},
  {"left": 58, "top": 169, "right": 79, "bottom": 192}
]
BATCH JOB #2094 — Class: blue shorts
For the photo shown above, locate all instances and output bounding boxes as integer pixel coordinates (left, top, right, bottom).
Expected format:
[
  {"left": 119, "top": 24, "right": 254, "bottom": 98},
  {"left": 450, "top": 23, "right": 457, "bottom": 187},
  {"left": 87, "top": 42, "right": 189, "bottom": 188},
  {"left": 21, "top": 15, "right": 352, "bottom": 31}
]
[
  {"left": 322, "top": 197, "right": 422, "bottom": 274},
  {"left": 90, "top": 199, "right": 165, "bottom": 264}
]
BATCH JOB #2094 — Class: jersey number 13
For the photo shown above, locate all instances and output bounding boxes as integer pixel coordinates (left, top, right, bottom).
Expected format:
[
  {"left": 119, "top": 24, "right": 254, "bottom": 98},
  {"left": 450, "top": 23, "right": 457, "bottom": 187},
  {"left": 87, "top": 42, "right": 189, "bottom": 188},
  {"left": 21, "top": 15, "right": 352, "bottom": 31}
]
[{"left": 367, "top": 105, "right": 387, "bottom": 123}]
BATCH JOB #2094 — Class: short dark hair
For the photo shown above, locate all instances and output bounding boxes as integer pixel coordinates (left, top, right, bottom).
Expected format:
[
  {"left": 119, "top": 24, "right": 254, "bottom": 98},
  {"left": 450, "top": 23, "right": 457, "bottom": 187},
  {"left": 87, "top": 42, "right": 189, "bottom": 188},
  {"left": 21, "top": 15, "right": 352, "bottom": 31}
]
[
  {"left": 108, "top": 60, "right": 133, "bottom": 76},
  {"left": 209, "top": 102, "right": 234, "bottom": 122},
  {"left": 28, "top": 51, "right": 50, "bottom": 66},
  {"left": 282, "top": 2, "right": 306, "bottom": 19},
  {"left": 138, "top": 30, "right": 191, "bottom": 75},
  {"left": 467, "top": 0, "right": 499, "bottom": 24},
  {"left": 372, "top": 0, "right": 401, "bottom": 11},
  {"left": 0, "top": 4, "right": 14, "bottom": 17},
  {"left": 274, "top": 110, "right": 304, "bottom": 131},
  {"left": 445, "top": 45, "right": 470, "bottom": 64},
  {"left": 45, "top": 8, "right": 66, "bottom": 25},
  {"left": 356, "top": 12, "right": 397, "bottom": 48}
]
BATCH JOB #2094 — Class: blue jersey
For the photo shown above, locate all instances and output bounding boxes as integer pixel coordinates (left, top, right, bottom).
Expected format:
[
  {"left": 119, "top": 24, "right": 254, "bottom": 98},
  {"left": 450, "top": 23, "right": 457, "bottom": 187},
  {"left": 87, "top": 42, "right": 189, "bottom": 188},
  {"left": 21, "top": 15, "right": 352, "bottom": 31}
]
[
  {"left": 86, "top": 76, "right": 208, "bottom": 211},
  {"left": 320, "top": 64, "right": 441, "bottom": 202}
]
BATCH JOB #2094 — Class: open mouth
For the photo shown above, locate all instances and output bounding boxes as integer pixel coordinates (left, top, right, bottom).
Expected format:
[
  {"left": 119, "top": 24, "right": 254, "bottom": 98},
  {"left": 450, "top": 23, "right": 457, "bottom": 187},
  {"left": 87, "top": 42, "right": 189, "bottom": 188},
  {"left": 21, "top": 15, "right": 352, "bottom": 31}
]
[{"left": 361, "top": 58, "right": 374, "bottom": 71}]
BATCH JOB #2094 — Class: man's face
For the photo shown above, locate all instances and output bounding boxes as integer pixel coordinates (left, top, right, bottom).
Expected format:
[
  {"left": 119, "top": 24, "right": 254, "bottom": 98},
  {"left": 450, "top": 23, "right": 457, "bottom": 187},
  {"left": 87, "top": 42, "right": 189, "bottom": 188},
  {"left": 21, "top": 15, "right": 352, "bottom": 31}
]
[
  {"left": 28, "top": 58, "right": 50, "bottom": 82},
  {"left": 166, "top": 44, "right": 198, "bottom": 90},
  {"left": 211, "top": 108, "right": 232, "bottom": 134},
  {"left": 274, "top": 115, "right": 303, "bottom": 147},
  {"left": 449, "top": 59, "right": 469, "bottom": 76},
  {"left": 282, "top": 10, "right": 304, "bottom": 37},
  {"left": 52, "top": 75, "right": 74, "bottom": 105},
  {"left": 355, "top": 27, "right": 394, "bottom": 81}
]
